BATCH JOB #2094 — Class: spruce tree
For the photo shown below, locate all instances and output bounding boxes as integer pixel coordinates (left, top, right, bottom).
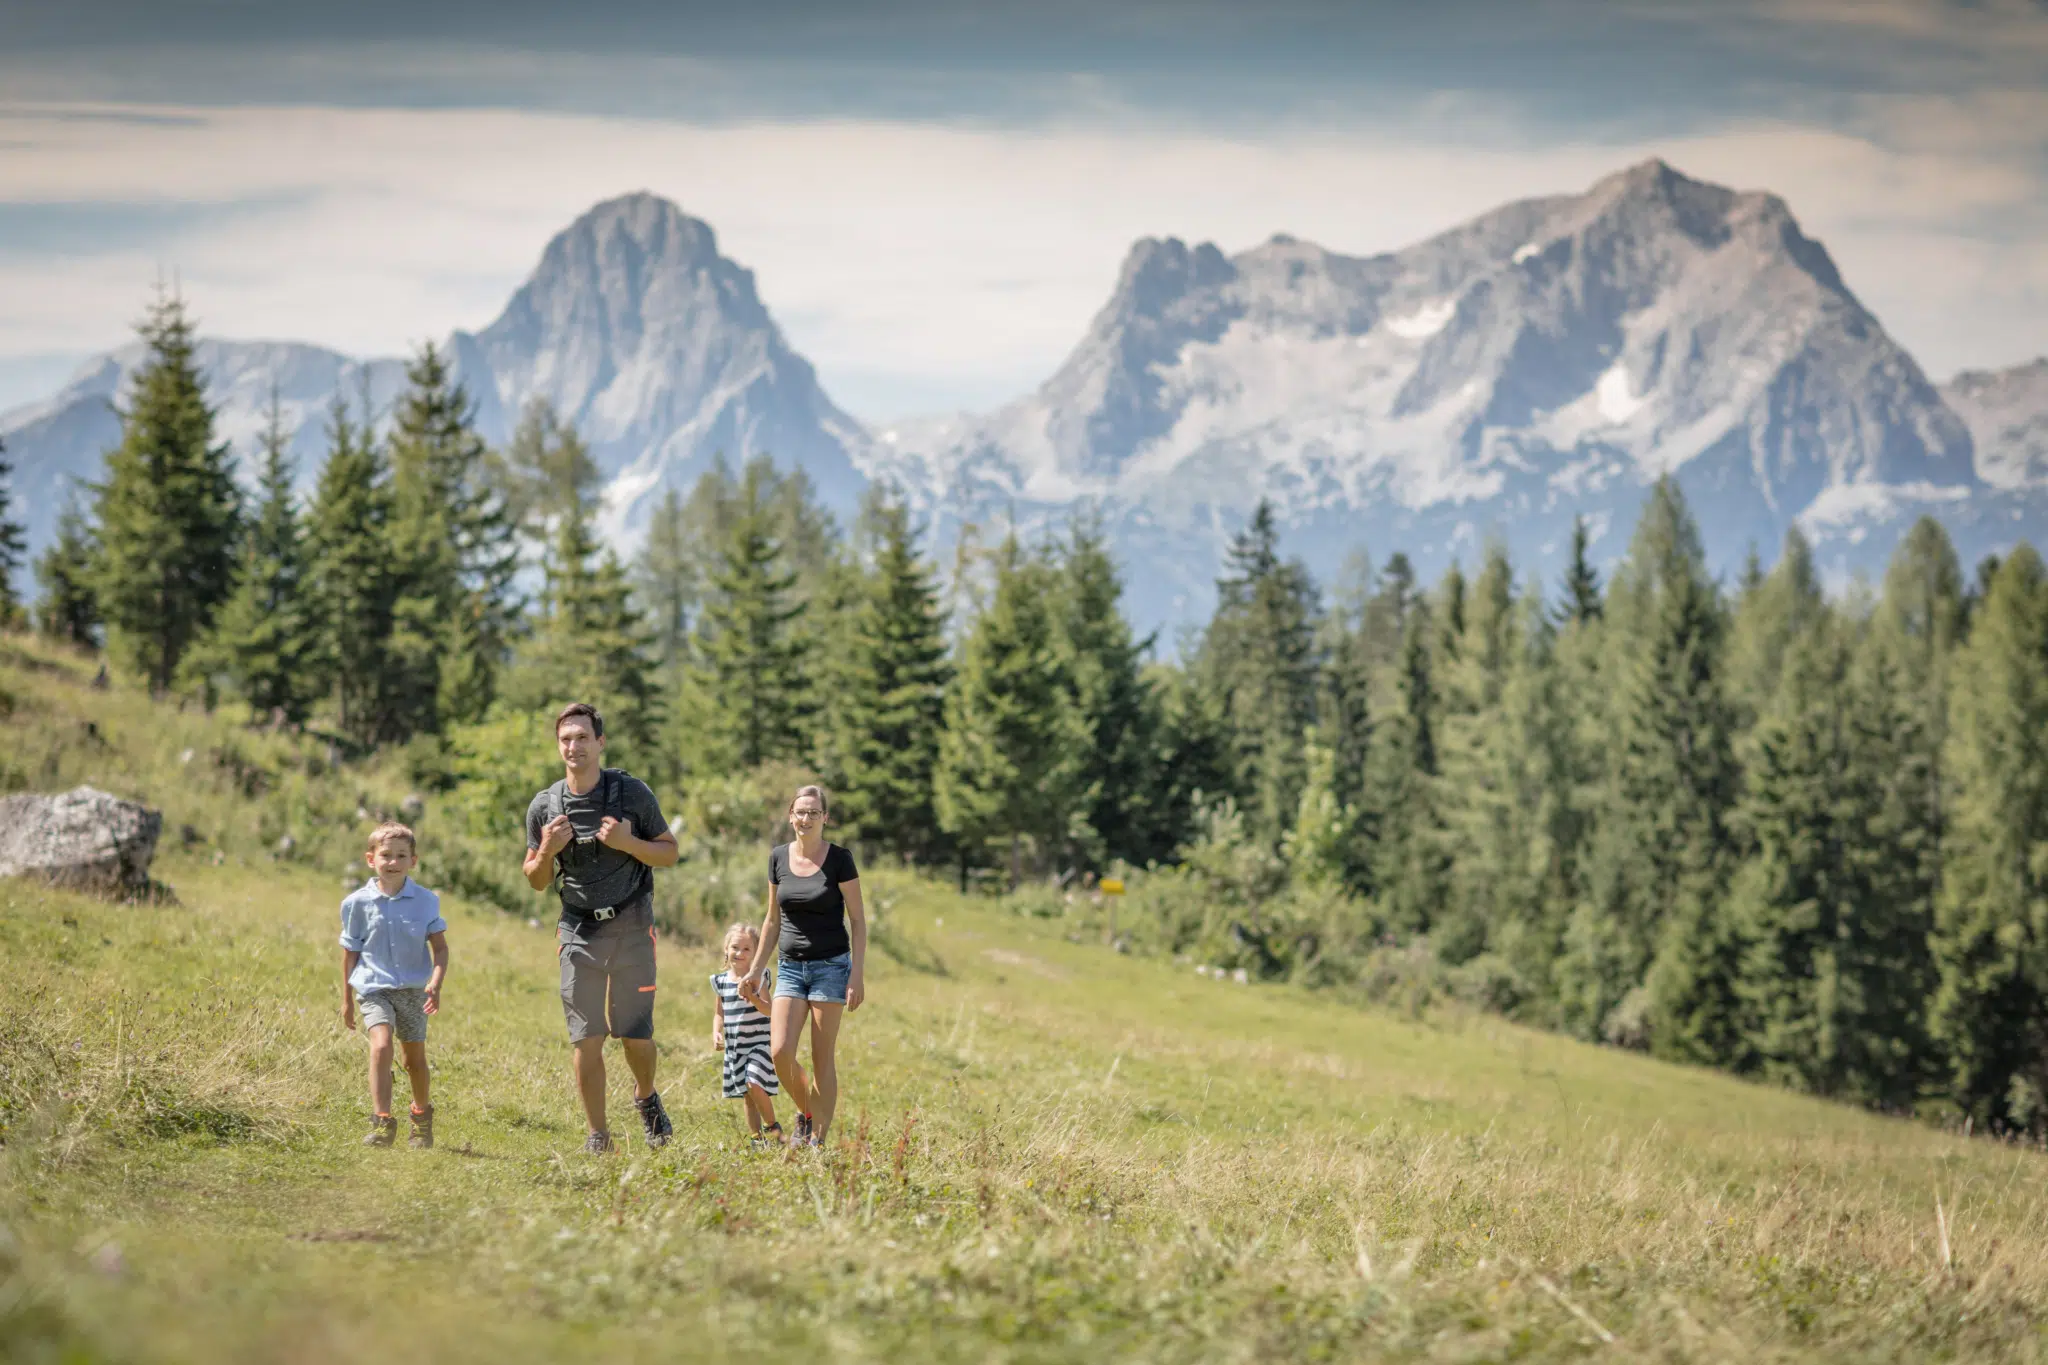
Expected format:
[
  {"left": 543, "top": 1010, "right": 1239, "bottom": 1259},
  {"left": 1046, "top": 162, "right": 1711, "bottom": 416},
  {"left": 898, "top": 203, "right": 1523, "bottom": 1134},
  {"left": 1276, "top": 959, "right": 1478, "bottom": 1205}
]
[
  {"left": 1557, "top": 479, "right": 1736, "bottom": 1050},
  {"left": 1928, "top": 546, "right": 2048, "bottom": 1130},
  {"left": 934, "top": 538, "right": 1089, "bottom": 883},
  {"left": 34, "top": 496, "right": 100, "bottom": 647},
  {"left": 1368, "top": 594, "right": 1448, "bottom": 935},
  {"left": 1196, "top": 500, "right": 1321, "bottom": 846},
  {"left": 634, "top": 485, "right": 697, "bottom": 689},
  {"left": 182, "top": 392, "right": 323, "bottom": 719},
  {"left": 1724, "top": 526, "right": 1824, "bottom": 736},
  {"left": 688, "top": 482, "right": 810, "bottom": 772},
  {"left": 90, "top": 288, "right": 242, "bottom": 693},
  {"left": 831, "top": 491, "right": 951, "bottom": 861},
  {"left": 1057, "top": 511, "right": 1162, "bottom": 867},
  {"left": 305, "top": 396, "right": 397, "bottom": 746},
  {"left": 383, "top": 342, "right": 520, "bottom": 736},
  {"left": 1556, "top": 513, "right": 1603, "bottom": 626},
  {"left": 0, "top": 437, "right": 26, "bottom": 628},
  {"left": 1730, "top": 610, "right": 1939, "bottom": 1106},
  {"left": 1437, "top": 546, "right": 1534, "bottom": 964},
  {"left": 1314, "top": 593, "right": 1375, "bottom": 895},
  {"left": 504, "top": 408, "right": 661, "bottom": 770}
]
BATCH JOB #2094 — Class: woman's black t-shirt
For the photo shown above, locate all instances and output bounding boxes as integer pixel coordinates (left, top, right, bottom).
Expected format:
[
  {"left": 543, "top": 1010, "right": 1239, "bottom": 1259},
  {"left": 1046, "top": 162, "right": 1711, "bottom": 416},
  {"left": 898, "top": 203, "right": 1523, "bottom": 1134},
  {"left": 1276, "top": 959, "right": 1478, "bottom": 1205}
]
[{"left": 770, "top": 842, "right": 859, "bottom": 961}]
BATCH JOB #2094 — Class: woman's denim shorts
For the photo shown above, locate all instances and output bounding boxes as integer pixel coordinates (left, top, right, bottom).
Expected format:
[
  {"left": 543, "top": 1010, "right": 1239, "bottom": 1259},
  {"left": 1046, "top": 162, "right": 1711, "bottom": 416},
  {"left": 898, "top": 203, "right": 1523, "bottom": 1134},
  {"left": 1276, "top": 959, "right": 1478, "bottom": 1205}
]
[{"left": 775, "top": 951, "right": 851, "bottom": 1004}]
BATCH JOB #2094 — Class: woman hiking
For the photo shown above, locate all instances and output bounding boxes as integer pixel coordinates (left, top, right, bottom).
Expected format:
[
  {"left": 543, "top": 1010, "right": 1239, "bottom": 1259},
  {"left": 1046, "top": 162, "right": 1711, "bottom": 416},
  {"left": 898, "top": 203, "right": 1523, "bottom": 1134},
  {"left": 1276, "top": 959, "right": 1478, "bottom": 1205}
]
[{"left": 739, "top": 785, "right": 866, "bottom": 1146}]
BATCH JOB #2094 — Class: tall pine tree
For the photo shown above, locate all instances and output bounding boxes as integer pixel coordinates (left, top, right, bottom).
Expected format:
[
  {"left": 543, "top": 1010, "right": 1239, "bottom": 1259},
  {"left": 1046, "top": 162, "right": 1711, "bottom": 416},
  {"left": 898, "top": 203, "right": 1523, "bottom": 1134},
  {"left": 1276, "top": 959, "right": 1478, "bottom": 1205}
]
[
  {"left": 306, "top": 396, "right": 397, "bottom": 746},
  {"left": 504, "top": 405, "right": 661, "bottom": 770},
  {"left": 0, "top": 437, "right": 25, "bottom": 628},
  {"left": 687, "top": 473, "right": 811, "bottom": 772},
  {"left": 90, "top": 288, "right": 242, "bottom": 693},
  {"left": 830, "top": 490, "right": 951, "bottom": 861},
  {"left": 383, "top": 343, "right": 520, "bottom": 736},
  {"left": 182, "top": 392, "right": 322, "bottom": 719},
  {"left": 1558, "top": 479, "right": 1736, "bottom": 1051},
  {"left": 1196, "top": 501, "right": 1321, "bottom": 847},
  {"left": 1057, "top": 511, "right": 1162, "bottom": 867},
  {"left": 935, "top": 538, "right": 1089, "bottom": 883},
  {"left": 34, "top": 495, "right": 99, "bottom": 647},
  {"left": 1928, "top": 546, "right": 2048, "bottom": 1130}
]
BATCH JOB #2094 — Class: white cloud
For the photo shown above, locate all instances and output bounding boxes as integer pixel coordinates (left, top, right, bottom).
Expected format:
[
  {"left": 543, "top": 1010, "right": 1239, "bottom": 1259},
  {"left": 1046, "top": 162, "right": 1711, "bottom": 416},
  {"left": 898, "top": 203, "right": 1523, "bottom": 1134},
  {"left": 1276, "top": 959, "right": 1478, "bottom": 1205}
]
[{"left": 0, "top": 96, "right": 2041, "bottom": 420}]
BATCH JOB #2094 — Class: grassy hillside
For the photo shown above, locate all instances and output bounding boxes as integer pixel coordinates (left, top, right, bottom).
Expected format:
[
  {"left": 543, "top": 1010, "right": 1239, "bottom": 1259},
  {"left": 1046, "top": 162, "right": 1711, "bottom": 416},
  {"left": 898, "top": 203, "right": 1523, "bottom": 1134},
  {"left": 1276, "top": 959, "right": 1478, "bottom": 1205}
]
[{"left": 3, "top": 638, "right": 2048, "bottom": 1363}]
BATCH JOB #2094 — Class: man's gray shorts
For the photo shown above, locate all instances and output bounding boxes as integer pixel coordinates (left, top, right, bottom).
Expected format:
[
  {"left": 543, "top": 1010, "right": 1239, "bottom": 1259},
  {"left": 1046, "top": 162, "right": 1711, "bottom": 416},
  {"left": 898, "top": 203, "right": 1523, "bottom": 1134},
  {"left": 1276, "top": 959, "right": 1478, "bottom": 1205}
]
[
  {"left": 356, "top": 987, "right": 428, "bottom": 1043},
  {"left": 558, "top": 906, "right": 657, "bottom": 1043}
]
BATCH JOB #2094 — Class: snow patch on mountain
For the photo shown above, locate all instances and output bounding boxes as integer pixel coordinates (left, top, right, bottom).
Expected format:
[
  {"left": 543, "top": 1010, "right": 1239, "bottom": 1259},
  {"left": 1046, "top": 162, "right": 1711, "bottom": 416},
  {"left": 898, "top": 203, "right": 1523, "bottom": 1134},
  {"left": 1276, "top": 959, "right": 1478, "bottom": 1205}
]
[{"left": 1385, "top": 299, "right": 1458, "bottom": 339}]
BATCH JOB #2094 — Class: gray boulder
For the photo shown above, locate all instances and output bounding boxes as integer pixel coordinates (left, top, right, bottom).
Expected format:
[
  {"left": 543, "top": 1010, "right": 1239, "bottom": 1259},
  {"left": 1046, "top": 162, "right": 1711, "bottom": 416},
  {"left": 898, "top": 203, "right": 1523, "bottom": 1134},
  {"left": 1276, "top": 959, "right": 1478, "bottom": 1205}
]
[{"left": 0, "top": 786, "right": 164, "bottom": 895}]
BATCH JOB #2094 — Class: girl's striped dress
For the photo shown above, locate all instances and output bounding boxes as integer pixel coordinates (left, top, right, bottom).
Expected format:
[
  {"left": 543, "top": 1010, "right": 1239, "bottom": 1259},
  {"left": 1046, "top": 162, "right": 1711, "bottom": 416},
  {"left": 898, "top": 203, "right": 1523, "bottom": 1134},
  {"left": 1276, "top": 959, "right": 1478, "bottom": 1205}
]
[{"left": 711, "top": 969, "right": 777, "bottom": 1099}]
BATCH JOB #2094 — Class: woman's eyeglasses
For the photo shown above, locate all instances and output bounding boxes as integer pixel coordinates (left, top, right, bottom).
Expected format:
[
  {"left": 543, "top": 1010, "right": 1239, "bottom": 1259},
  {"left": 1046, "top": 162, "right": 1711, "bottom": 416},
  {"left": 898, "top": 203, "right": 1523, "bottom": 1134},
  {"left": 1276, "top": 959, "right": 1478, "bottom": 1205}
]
[{"left": 790, "top": 809, "right": 824, "bottom": 822}]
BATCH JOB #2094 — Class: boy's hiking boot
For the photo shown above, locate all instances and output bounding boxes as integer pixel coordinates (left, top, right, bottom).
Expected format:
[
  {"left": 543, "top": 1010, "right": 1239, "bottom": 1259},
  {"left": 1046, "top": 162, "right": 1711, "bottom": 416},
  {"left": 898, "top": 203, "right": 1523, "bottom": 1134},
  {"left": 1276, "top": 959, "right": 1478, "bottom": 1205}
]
[
  {"left": 408, "top": 1105, "right": 434, "bottom": 1150},
  {"left": 635, "top": 1091, "right": 672, "bottom": 1149},
  {"left": 584, "top": 1129, "right": 614, "bottom": 1155},
  {"left": 363, "top": 1114, "right": 397, "bottom": 1148}
]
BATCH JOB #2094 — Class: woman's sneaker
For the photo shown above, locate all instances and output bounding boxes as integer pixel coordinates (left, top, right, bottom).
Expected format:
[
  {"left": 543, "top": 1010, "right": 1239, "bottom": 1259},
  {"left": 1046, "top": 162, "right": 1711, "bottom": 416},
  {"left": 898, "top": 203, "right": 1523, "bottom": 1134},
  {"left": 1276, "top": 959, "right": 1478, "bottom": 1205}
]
[
  {"left": 408, "top": 1105, "right": 434, "bottom": 1150},
  {"left": 635, "top": 1092, "right": 672, "bottom": 1149},
  {"left": 793, "top": 1112, "right": 814, "bottom": 1146},
  {"left": 584, "top": 1129, "right": 614, "bottom": 1155},
  {"left": 362, "top": 1113, "right": 397, "bottom": 1148}
]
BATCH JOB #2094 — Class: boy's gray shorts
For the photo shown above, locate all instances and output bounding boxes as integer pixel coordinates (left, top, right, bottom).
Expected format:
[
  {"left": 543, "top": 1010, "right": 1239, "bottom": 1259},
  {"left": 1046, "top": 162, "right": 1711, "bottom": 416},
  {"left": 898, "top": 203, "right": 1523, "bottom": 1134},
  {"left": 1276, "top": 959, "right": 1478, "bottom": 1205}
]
[
  {"left": 357, "top": 987, "right": 428, "bottom": 1043},
  {"left": 558, "top": 913, "right": 657, "bottom": 1043}
]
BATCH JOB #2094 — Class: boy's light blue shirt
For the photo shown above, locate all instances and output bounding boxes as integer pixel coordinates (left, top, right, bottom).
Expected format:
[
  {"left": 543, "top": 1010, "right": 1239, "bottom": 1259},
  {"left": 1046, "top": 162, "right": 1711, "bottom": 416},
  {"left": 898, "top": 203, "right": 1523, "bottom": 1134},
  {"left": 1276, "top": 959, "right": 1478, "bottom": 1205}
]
[{"left": 339, "top": 877, "right": 446, "bottom": 994}]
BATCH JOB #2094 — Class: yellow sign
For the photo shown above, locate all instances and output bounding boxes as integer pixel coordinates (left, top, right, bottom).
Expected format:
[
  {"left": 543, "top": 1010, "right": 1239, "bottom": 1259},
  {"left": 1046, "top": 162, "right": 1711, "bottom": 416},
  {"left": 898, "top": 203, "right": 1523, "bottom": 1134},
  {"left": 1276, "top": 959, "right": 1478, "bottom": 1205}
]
[{"left": 1100, "top": 877, "right": 1125, "bottom": 896}]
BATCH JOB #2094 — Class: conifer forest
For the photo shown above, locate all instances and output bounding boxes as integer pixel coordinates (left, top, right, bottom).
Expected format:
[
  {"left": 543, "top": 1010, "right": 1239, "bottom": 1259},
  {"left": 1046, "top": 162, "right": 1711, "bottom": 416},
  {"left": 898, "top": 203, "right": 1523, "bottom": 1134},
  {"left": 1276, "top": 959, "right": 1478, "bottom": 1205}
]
[{"left": 11, "top": 289, "right": 2048, "bottom": 1137}]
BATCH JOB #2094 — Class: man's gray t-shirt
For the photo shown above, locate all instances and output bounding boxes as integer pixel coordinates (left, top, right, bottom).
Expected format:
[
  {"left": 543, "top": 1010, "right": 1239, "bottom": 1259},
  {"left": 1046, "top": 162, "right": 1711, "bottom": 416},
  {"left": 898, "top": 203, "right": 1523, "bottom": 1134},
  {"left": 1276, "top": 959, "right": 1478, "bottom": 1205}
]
[{"left": 525, "top": 769, "right": 670, "bottom": 931}]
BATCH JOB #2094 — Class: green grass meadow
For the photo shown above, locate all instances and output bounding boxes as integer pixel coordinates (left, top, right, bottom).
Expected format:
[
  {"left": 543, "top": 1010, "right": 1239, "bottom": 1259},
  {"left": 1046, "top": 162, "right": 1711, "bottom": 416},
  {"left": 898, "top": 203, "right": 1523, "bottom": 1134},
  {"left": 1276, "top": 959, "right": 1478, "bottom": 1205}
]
[{"left": 4, "top": 642, "right": 2048, "bottom": 1362}]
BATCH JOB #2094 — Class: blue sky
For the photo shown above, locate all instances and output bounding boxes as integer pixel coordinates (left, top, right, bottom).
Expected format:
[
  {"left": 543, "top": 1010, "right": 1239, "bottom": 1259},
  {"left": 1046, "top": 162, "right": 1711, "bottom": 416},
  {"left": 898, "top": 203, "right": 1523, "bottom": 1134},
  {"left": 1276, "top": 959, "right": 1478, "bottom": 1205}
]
[{"left": 0, "top": 0, "right": 2042, "bottom": 417}]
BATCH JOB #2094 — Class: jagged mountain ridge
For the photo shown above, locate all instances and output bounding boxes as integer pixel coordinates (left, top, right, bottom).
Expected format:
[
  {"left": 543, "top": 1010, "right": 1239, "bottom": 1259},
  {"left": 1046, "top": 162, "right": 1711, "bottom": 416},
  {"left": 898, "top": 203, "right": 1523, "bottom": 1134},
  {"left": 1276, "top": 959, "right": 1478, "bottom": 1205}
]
[
  {"left": 0, "top": 193, "right": 867, "bottom": 553},
  {"left": 3, "top": 167, "right": 2044, "bottom": 632},
  {"left": 866, "top": 158, "right": 2011, "bottom": 624}
]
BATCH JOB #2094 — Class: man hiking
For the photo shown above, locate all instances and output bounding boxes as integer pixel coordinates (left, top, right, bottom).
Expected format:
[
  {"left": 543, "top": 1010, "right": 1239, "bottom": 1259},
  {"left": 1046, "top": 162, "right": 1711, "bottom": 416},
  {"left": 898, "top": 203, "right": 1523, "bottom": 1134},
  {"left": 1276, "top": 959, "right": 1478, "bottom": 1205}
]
[{"left": 524, "top": 702, "right": 680, "bottom": 1153}]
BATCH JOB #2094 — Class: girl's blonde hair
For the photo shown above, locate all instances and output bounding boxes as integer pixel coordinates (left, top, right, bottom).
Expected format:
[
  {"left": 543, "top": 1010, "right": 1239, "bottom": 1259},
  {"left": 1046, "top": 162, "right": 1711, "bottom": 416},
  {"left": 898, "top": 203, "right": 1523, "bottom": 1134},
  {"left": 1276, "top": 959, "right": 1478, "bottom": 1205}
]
[{"left": 720, "top": 922, "right": 759, "bottom": 968}]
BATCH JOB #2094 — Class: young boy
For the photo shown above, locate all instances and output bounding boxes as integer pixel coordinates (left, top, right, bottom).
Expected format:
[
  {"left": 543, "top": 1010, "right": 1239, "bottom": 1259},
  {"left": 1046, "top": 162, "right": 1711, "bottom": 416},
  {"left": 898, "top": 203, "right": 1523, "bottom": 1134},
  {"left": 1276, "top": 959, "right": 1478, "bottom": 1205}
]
[{"left": 340, "top": 822, "right": 449, "bottom": 1149}]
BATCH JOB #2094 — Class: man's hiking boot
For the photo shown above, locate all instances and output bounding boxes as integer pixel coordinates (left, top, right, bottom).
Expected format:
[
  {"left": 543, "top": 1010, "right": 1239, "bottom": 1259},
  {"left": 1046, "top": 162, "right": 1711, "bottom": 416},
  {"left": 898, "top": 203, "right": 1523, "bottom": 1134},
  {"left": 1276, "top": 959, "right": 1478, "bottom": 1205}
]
[
  {"left": 363, "top": 1114, "right": 397, "bottom": 1148},
  {"left": 585, "top": 1129, "right": 614, "bottom": 1155},
  {"left": 635, "top": 1091, "right": 672, "bottom": 1149},
  {"left": 408, "top": 1105, "right": 434, "bottom": 1150}
]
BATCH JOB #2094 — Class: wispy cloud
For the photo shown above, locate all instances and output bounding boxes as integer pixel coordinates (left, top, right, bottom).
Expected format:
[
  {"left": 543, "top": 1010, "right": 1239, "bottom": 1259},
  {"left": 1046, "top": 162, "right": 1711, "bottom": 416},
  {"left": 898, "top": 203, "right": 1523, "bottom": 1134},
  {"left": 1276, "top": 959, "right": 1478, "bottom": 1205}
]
[{"left": 0, "top": 75, "right": 2040, "bottom": 417}]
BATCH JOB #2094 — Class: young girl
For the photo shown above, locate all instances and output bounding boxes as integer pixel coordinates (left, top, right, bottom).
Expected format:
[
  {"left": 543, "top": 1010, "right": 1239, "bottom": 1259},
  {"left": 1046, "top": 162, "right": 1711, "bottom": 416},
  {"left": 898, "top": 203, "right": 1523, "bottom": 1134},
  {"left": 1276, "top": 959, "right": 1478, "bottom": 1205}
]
[{"left": 711, "top": 924, "right": 782, "bottom": 1144}]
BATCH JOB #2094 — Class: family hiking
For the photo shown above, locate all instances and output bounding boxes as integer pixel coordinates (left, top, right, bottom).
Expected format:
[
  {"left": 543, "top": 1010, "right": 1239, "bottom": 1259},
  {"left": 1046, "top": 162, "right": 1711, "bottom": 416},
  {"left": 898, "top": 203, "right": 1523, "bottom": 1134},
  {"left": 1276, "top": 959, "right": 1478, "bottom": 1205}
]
[{"left": 338, "top": 700, "right": 866, "bottom": 1152}]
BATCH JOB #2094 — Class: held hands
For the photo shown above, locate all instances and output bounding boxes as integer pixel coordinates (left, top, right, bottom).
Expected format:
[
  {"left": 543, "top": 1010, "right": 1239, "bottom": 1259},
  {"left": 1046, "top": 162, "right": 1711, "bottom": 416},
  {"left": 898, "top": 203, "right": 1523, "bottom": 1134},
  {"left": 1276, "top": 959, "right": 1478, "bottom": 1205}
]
[{"left": 539, "top": 813, "right": 574, "bottom": 857}]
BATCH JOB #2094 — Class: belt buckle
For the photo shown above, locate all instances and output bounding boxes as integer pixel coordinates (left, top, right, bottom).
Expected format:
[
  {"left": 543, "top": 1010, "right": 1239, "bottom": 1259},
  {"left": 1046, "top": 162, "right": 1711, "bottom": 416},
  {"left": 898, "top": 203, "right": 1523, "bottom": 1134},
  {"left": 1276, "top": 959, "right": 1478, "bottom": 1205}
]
[{"left": 592, "top": 905, "right": 617, "bottom": 922}]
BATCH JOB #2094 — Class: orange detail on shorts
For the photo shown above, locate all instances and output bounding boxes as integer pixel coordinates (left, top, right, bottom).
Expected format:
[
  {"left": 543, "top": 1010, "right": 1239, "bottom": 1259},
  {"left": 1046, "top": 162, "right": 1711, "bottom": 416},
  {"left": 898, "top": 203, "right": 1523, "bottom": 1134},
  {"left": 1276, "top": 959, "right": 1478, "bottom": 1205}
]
[{"left": 638, "top": 985, "right": 656, "bottom": 992}]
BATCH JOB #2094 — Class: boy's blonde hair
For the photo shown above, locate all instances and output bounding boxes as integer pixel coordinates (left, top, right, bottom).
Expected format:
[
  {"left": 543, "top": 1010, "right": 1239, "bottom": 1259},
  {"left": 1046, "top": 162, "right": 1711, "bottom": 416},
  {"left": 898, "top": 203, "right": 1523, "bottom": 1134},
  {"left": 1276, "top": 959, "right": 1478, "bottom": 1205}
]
[
  {"left": 366, "top": 821, "right": 417, "bottom": 856},
  {"left": 720, "top": 922, "right": 759, "bottom": 968}
]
